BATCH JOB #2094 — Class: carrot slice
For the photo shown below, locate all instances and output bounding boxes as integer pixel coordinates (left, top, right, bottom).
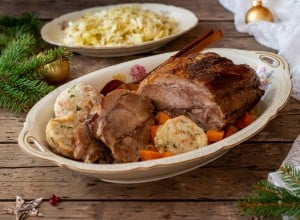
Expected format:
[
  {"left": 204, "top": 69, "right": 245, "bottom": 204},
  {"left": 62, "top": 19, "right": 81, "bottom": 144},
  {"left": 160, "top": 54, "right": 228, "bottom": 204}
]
[
  {"left": 147, "top": 145, "right": 159, "bottom": 152},
  {"left": 149, "top": 125, "right": 159, "bottom": 143},
  {"left": 162, "top": 151, "right": 173, "bottom": 157},
  {"left": 156, "top": 111, "right": 170, "bottom": 125},
  {"left": 139, "top": 149, "right": 173, "bottom": 161},
  {"left": 235, "top": 112, "right": 254, "bottom": 129},
  {"left": 206, "top": 129, "right": 224, "bottom": 143},
  {"left": 140, "top": 150, "right": 163, "bottom": 161},
  {"left": 224, "top": 125, "right": 238, "bottom": 137}
]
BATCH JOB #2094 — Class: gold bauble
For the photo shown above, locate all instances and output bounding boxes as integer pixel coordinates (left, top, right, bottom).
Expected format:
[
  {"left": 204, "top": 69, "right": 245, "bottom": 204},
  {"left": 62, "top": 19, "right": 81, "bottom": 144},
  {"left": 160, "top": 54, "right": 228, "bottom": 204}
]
[
  {"left": 245, "top": 0, "right": 273, "bottom": 24},
  {"left": 43, "top": 59, "right": 70, "bottom": 84}
]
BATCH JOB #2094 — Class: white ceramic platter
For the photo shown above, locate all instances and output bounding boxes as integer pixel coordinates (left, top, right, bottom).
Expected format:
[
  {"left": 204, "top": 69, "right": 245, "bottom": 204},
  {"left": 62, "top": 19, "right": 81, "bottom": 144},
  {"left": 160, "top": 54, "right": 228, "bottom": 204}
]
[
  {"left": 18, "top": 48, "right": 292, "bottom": 184},
  {"left": 41, "top": 3, "right": 198, "bottom": 57}
]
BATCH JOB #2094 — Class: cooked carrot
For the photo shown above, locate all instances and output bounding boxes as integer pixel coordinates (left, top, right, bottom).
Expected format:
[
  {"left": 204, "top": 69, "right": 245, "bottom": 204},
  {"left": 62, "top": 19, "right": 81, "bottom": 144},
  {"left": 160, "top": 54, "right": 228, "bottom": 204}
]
[
  {"left": 162, "top": 151, "right": 173, "bottom": 157},
  {"left": 235, "top": 112, "right": 254, "bottom": 129},
  {"left": 156, "top": 111, "right": 171, "bottom": 125},
  {"left": 148, "top": 145, "right": 159, "bottom": 152},
  {"left": 149, "top": 125, "right": 159, "bottom": 143},
  {"left": 224, "top": 125, "right": 238, "bottom": 137},
  {"left": 249, "top": 107, "right": 258, "bottom": 120},
  {"left": 140, "top": 150, "right": 163, "bottom": 161},
  {"left": 206, "top": 129, "right": 225, "bottom": 143},
  {"left": 139, "top": 149, "right": 174, "bottom": 161}
]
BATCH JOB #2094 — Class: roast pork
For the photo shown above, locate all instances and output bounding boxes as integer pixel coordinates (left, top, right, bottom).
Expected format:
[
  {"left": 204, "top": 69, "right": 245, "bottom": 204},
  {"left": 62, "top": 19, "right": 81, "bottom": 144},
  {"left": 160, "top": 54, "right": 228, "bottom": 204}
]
[
  {"left": 138, "top": 52, "right": 264, "bottom": 130},
  {"left": 87, "top": 89, "right": 155, "bottom": 163},
  {"left": 73, "top": 122, "right": 113, "bottom": 163}
]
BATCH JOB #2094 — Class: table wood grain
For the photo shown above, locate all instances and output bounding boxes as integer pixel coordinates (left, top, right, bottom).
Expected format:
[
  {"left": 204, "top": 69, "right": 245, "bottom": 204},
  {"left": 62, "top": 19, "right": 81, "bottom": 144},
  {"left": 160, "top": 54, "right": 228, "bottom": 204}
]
[{"left": 0, "top": 0, "right": 298, "bottom": 219}]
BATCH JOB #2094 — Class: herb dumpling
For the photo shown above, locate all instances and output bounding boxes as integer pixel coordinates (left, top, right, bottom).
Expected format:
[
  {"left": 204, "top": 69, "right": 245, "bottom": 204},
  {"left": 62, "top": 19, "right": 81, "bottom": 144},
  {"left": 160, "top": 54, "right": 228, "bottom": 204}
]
[
  {"left": 54, "top": 83, "right": 102, "bottom": 122},
  {"left": 45, "top": 113, "right": 76, "bottom": 159},
  {"left": 154, "top": 115, "right": 207, "bottom": 154},
  {"left": 47, "top": 83, "right": 103, "bottom": 161}
]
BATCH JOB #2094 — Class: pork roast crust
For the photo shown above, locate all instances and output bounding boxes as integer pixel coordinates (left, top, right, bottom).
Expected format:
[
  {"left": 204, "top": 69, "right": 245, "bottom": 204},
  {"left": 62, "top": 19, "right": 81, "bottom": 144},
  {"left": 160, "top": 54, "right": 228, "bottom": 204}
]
[
  {"left": 138, "top": 52, "right": 264, "bottom": 130},
  {"left": 87, "top": 89, "right": 155, "bottom": 163}
]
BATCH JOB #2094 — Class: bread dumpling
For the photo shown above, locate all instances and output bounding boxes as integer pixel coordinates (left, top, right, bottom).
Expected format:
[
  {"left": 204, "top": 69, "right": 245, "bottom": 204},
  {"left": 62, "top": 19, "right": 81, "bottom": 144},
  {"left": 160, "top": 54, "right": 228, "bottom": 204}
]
[
  {"left": 154, "top": 115, "right": 208, "bottom": 154},
  {"left": 45, "top": 113, "right": 76, "bottom": 158},
  {"left": 54, "top": 83, "right": 102, "bottom": 122}
]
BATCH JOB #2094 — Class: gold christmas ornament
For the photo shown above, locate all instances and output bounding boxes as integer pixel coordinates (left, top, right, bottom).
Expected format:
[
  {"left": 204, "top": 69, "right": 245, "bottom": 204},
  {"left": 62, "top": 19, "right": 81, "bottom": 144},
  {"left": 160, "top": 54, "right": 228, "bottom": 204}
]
[
  {"left": 43, "top": 59, "right": 70, "bottom": 84},
  {"left": 245, "top": 0, "right": 273, "bottom": 24}
]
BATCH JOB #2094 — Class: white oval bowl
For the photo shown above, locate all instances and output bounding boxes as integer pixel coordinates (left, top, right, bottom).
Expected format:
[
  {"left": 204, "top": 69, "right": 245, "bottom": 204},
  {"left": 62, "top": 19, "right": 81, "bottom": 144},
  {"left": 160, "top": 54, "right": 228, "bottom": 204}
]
[
  {"left": 41, "top": 3, "right": 198, "bottom": 57},
  {"left": 18, "top": 48, "right": 292, "bottom": 183}
]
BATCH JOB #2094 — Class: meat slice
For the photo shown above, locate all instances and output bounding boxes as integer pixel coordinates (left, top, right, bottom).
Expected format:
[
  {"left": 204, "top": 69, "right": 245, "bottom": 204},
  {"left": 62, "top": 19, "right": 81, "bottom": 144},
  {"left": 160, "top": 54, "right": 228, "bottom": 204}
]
[
  {"left": 73, "top": 122, "right": 113, "bottom": 163},
  {"left": 138, "top": 52, "right": 264, "bottom": 130},
  {"left": 87, "top": 89, "right": 155, "bottom": 163}
]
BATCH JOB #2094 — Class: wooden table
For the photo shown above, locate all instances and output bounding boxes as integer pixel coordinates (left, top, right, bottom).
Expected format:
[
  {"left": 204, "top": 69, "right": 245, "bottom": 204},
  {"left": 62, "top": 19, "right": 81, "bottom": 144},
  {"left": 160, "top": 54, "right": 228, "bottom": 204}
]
[{"left": 1, "top": 0, "right": 299, "bottom": 219}]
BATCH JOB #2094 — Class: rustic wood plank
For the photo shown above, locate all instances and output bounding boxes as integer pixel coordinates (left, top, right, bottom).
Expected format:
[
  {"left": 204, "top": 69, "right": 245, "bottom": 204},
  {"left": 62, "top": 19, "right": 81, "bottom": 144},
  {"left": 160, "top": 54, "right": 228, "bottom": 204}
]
[
  {"left": 0, "top": 0, "right": 233, "bottom": 21},
  {"left": 1, "top": 201, "right": 278, "bottom": 220},
  {"left": 0, "top": 167, "right": 272, "bottom": 200},
  {"left": 0, "top": 112, "right": 25, "bottom": 142},
  {"left": 0, "top": 141, "right": 291, "bottom": 169}
]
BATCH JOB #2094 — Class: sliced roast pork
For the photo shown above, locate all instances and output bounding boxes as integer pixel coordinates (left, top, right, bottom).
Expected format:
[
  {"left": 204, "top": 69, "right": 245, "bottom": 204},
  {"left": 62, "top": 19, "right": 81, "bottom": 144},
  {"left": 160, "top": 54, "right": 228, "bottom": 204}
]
[
  {"left": 87, "top": 89, "right": 155, "bottom": 163},
  {"left": 138, "top": 52, "right": 264, "bottom": 130},
  {"left": 73, "top": 122, "right": 113, "bottom": 163}
]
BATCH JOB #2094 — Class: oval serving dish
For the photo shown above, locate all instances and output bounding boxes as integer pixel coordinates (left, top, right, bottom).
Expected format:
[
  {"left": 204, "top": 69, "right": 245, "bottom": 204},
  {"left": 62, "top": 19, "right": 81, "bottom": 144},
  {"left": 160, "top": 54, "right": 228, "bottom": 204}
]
[
  {"left": 41, "top": 3, "right": 198, "bottom": 57},
  {"left": 18, "top": 48, "right": 292, "bottom": 184}
]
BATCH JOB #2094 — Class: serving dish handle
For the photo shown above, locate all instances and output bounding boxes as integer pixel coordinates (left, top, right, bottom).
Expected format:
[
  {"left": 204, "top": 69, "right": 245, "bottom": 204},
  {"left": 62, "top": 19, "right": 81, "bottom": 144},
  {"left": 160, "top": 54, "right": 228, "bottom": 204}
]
[{"left": 19, "top": 130, "right": 57, "bottom": 161}]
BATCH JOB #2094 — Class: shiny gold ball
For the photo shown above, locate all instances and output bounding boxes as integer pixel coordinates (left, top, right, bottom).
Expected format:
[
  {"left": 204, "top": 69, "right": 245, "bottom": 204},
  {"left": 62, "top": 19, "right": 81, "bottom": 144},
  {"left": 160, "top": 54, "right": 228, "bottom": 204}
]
[
  {"left": 43, "top": 59, "right": 70, "bottom": 84},
  {"left": 245, "top": 0, "right": 273, "bottom": 24}
]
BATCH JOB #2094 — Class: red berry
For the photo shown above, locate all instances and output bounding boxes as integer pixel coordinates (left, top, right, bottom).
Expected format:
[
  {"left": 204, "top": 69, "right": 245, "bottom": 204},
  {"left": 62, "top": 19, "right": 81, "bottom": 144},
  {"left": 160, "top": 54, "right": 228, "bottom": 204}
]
[
  {"left": 49, "top": 199, "right": 56, "bottom": 206},
  {"left": 49, "top": 194, "right": 61, "bottom": 205},
  {"left": 54, "top": 196, "right": 61, "bottom": 202}
]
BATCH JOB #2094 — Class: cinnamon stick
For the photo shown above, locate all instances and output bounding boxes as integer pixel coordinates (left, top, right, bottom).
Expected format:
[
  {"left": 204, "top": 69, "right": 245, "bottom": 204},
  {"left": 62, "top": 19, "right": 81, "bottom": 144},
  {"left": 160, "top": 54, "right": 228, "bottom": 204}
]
[{"left": 172, "top": 30, "right": 223, "bottom": 58}]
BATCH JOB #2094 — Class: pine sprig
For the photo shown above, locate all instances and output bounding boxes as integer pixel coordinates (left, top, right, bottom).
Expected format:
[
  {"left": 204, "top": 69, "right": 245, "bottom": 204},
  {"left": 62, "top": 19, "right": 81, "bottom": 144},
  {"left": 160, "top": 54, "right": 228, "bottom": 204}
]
[
  {"left": 0, "top": 34, "right": 36, "bottom": 74},
  {"left": 0, "top": 13, "right": 42, "bottom": 43},
  {"left": 239, "top": 165, "right": 300, "bottom": 218},
  {"left": 0, "top": 13, "right": 72, "bottom": 112},
  {"left": 279, "top": 166, "right": 300, "bottom": 196},
  {"left": 0, "top": 83, "right": 33, "bottom": 112}
]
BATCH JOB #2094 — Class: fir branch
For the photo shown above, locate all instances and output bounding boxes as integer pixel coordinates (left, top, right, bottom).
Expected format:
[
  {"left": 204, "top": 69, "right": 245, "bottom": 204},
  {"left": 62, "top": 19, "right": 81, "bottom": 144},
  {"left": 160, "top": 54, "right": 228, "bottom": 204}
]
[
  {"left": 7, "top": 45, "right": 71, "bottom": 80},
  {"left": 13, "top": 77, "right": 55, "bottom": 100},
  {"left": 0, "top": 13, "right": 73, "bottom": 112},
  {"left": 0, "top": 77, "right": 55, "bottom": 112},
  {"left": 239, "top": 165, "right": 300, "bottom": 218},
  {"left": 0, "top": 84, "right": 32, "bottom": 112},
  {"left": 0, "top": 13, "right": 41, "bottom": 40},
  {"left": 279, "top": 165, "right": 300, "bottom": 197},
  {"left": 0, "top": 34, "right": 11, "bottom": 48},
  {"left": 0, "top": 34, "right": 36, "bottom": 74}
]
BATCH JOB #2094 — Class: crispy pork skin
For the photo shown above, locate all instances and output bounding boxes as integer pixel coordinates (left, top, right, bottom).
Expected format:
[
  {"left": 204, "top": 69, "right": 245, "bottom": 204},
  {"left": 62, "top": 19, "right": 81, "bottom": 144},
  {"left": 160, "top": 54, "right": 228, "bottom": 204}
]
[
  {"left": 138, "top": 52, "right": 264, "bottom": 130},
  {"left": 87, "top": 89, "right": 155, "bottom": 163}
]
